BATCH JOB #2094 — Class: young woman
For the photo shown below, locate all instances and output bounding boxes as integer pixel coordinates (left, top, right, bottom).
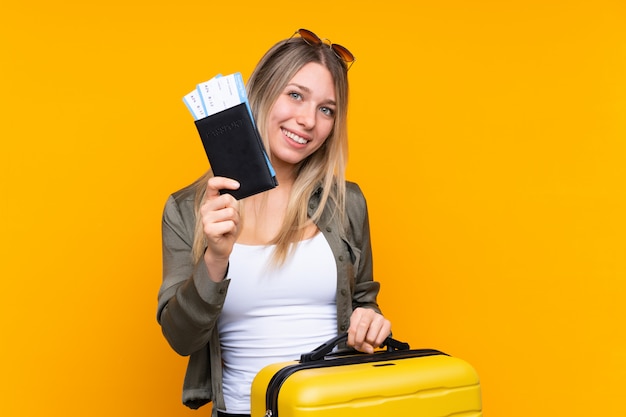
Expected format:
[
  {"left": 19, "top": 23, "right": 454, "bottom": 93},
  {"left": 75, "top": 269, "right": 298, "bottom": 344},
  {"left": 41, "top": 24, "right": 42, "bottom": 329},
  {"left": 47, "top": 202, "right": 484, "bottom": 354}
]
[{"left": 157, "top": 29, "right": 392, "bottom": 417}]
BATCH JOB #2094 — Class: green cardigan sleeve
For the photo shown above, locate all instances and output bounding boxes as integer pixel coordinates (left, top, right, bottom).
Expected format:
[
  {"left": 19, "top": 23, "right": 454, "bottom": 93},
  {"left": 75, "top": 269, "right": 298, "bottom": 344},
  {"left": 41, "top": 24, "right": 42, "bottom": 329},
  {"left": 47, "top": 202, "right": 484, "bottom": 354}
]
[{"left": 157, "top": 189, "right": 229, "bottom": 356}]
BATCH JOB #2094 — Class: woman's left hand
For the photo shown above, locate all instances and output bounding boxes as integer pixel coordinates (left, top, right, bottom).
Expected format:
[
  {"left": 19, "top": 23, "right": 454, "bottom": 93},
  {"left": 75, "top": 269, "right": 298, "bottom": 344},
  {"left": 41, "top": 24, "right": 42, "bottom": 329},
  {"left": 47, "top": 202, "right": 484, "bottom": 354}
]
[{"left": 347, "top": 307, "right": 392, "bottom": 354}]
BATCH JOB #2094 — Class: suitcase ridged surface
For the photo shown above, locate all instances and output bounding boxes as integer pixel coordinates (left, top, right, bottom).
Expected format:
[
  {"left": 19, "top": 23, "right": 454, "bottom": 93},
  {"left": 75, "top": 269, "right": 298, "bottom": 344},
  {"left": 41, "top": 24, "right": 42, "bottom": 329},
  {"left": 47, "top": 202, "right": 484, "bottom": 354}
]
[{"left": 251, "top": 351, "right": 482, "bottom": 417}]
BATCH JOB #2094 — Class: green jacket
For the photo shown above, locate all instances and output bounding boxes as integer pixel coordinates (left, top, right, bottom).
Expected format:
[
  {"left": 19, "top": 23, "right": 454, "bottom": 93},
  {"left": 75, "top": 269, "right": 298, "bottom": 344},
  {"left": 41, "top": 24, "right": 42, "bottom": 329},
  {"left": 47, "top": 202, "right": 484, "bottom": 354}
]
[{"left": 157, "top": 180, "right": 382, "bottom": 413}]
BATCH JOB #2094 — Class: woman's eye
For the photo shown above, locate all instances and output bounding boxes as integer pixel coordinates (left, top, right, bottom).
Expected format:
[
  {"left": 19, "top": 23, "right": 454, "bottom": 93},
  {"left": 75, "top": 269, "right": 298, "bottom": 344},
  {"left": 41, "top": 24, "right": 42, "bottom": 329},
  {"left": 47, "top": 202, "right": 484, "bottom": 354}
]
[
  {"left": 289, "top": 92, "right": 302, "bottom": 100},
  {"left": 320, "top": 107, "right": 335, "bottom": 117}
]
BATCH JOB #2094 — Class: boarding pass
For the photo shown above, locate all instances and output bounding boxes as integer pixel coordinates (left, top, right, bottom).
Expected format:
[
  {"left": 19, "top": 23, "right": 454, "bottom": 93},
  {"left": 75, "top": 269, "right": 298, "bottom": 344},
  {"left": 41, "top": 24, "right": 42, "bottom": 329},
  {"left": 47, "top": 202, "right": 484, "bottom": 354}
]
[{"left": 183, "top": 72, "right": 251, "bottom": 121}]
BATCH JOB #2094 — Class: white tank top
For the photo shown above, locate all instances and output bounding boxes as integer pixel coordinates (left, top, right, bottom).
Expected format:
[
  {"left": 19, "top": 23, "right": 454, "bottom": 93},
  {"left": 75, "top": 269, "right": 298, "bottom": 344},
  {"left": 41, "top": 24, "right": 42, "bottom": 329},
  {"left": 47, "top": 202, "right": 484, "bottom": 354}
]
[{"left": 218, "top": 232, "right": 337, "bottom": 413}]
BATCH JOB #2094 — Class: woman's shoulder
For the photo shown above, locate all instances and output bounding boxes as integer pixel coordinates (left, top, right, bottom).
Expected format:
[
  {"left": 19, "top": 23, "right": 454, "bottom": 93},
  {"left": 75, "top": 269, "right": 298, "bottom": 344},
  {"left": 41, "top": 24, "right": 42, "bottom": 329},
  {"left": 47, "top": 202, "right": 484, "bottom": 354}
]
[
  {"left": 345, "top": 180, "right": 363, "bottom": 193},
  {"left": 171, "top": 180, "right": 200, "bottom": 203},
  {"left": 163, "top": 176, "right": 205, "bottom": 221},
  {"left": 343, "top": 180, "right": 368, "bottom": 228},
  {"left": 345, "top": 180, "right": 366, "bottom": 206}
]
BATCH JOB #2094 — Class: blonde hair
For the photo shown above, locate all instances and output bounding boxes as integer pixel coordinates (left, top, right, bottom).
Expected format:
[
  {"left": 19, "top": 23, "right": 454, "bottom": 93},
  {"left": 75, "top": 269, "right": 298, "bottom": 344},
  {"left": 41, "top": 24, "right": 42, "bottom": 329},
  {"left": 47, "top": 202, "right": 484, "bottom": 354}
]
[{"left": 192, "top": 36, "right": 350, "bottom": 265}]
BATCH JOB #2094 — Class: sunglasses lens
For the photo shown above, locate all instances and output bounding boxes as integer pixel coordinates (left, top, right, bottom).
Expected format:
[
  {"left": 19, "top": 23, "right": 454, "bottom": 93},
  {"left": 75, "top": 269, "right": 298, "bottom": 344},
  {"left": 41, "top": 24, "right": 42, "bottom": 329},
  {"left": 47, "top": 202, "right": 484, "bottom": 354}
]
[
  {"left": 331, "top": 44, "right": 355, "bottom": 63},
  {"left": 298, "top": 29, "right": 321, "bottom": 45},
  {"left": 293, "top": 29, "right": 355, "bottom": 70}
]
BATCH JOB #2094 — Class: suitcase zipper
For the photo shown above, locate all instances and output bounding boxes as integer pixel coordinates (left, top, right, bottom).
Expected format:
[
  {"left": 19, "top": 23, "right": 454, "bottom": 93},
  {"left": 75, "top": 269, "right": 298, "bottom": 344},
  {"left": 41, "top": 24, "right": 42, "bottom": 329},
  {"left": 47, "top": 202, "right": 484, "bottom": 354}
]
[{"left": 264, "top": 349, "right": 445, "bottom": 417}]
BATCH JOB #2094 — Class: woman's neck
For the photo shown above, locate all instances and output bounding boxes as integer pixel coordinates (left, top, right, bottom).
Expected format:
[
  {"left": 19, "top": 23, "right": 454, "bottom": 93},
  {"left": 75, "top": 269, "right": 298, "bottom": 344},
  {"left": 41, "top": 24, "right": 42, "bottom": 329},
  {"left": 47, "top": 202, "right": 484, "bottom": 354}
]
[{"left": 237, "top": 183, "right": 290, "bottom": 245}]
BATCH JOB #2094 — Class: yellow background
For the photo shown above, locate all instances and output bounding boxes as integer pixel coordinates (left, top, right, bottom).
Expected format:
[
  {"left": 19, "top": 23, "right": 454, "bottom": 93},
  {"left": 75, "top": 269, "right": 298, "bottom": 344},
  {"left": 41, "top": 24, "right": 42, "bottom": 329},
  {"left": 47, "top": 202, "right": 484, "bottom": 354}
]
[{"left": 2, "top": 1, "right": 624, "bottom": 416}]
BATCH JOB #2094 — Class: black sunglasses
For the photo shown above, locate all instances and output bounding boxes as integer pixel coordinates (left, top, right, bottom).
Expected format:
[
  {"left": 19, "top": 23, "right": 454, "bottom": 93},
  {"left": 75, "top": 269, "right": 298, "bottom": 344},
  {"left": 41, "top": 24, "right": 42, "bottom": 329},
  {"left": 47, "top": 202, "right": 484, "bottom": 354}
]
[{"left": 291, "top": 28, "right": 355, "bottom": 70}]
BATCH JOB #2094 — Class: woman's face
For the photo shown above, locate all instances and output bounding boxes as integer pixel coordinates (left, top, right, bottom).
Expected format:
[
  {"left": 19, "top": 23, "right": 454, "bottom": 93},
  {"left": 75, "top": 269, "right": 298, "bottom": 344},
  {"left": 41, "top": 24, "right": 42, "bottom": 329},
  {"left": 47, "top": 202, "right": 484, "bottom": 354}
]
[{"left": 267, "top": 62, "right": 336, "bottom": 170}]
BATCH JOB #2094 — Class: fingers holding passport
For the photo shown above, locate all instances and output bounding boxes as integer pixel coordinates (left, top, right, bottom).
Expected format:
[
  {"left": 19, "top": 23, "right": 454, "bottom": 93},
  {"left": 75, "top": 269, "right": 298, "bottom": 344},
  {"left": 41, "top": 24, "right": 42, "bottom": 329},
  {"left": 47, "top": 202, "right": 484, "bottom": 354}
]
[
  {"left": 205, "top": 176, "right": 241, "bottom": 202},
  {"left": 201, "top": 176, "right": 241, "bottom": 260}
]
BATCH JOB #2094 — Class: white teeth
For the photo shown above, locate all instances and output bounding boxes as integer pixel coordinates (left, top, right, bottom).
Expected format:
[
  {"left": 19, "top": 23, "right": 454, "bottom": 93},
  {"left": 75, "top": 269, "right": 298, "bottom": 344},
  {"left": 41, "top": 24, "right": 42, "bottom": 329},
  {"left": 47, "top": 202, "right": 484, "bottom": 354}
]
[{"left": 282, "top": 129, "right": 308, "bottom": 144}]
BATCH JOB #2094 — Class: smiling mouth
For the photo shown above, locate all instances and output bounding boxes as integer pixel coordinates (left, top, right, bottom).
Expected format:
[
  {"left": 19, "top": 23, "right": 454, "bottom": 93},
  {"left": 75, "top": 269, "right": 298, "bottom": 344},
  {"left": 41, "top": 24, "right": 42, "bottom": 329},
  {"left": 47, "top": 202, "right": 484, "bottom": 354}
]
[{"left": 282, "top": 128, "right": 309, "bottom": 144}]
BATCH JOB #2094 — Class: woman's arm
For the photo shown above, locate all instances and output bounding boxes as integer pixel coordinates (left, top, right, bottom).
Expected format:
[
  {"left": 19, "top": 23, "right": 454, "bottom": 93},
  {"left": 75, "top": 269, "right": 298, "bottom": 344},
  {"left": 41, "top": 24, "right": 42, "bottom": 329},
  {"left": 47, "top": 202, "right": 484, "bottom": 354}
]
[
  {"left": 345, "top": 183, "right": 392, "bottom": 352},
  {"left": 157, "top": 192, "right": 229, "bottom": 356}
]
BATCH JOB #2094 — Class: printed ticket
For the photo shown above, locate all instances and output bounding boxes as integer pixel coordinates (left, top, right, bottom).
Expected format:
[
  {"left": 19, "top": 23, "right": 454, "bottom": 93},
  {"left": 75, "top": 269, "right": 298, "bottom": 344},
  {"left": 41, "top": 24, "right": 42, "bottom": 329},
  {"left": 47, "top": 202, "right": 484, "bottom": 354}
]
[
  {"left": 184, "top": 72, "right": 250, "bottom": 121},
  {"left": 182, "top": 89, "right": 207, "bottom": 120}
]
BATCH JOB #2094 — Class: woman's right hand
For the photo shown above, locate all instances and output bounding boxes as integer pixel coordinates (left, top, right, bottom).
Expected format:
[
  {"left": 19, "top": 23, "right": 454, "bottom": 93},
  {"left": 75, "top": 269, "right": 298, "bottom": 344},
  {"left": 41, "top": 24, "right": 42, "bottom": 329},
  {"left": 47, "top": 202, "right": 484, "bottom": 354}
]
[{"left": 200, "top": 176, "right": 241, "bottom": 281}]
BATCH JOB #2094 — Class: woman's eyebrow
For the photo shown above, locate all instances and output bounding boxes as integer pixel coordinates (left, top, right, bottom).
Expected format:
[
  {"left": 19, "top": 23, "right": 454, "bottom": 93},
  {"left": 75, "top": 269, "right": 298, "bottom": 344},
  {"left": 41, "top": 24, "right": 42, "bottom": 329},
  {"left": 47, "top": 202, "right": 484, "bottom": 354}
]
[
  {"left": 286, "top": 82, "right": 309, "bottom": 92},
  {"left": 286, "top": 83, "right": 336, "bottom": 106}
]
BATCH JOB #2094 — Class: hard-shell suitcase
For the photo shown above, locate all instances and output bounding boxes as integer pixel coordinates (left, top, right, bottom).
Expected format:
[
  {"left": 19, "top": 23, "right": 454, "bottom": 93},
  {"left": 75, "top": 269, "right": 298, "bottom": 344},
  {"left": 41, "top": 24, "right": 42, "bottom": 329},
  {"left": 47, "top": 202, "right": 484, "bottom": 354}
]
[{"left": 251, "top": 334, "right": 482, "bottom": 417}]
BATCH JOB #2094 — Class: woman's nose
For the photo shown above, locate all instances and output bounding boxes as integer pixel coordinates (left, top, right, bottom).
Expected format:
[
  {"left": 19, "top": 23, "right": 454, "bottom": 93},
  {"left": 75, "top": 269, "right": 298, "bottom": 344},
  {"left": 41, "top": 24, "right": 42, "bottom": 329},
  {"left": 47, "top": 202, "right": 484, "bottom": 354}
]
[{"left": 296, "top": 105, "right": 316, "bottom": 129}]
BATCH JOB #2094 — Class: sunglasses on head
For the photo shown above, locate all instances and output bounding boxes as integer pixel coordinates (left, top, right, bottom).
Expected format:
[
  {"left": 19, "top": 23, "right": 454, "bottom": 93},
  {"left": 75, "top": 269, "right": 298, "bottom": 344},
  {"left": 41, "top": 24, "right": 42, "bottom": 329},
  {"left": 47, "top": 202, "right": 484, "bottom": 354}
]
[{"left": 291, "top": 28, "right": 356, "bottom": 70}]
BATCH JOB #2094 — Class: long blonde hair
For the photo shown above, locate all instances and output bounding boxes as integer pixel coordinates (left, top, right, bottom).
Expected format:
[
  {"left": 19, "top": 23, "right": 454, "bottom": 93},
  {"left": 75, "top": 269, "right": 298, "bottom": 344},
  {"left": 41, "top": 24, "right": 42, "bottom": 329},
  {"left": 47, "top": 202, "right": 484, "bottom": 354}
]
[{"left": 192, "top": 36, "right": 351, "bottom": 265}]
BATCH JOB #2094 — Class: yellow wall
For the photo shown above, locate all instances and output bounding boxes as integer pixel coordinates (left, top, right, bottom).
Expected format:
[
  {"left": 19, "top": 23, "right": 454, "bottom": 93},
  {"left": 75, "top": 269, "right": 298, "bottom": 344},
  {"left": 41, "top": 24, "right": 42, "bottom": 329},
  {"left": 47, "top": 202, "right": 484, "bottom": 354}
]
[{"left": 2, "top": 1, "right": 624, "bottom": 416}]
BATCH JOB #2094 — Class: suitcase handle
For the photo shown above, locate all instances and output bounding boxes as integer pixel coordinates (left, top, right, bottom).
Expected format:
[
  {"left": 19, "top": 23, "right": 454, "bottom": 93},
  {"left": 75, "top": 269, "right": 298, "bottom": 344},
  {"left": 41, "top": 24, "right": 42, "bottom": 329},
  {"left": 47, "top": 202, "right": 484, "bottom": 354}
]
[{"left": 300, "top": 333, "right": 410, "bottom": 363}]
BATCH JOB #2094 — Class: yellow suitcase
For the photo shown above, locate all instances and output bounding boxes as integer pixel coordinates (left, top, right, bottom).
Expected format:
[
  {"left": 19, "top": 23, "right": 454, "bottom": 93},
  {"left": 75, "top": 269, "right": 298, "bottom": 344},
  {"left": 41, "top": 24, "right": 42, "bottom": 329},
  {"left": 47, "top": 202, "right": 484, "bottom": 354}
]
[{"left": 251, "top": 334, "right": 482, "bottom": 417}]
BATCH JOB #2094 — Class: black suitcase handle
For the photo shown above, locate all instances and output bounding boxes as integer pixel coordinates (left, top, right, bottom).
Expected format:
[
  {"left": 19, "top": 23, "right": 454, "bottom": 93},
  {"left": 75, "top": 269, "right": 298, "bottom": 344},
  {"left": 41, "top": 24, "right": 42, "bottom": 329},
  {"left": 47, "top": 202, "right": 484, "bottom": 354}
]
[{"left": 301, "top": 333, "right": 410, "bottom": 363}]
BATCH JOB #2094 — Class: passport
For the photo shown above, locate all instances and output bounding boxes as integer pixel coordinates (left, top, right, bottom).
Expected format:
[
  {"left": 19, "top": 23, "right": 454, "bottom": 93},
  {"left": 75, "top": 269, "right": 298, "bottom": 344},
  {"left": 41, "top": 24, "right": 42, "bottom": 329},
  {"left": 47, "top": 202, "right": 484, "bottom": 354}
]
[{"left": 184, "top": 73, "right": 277, "bottom": 200}]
